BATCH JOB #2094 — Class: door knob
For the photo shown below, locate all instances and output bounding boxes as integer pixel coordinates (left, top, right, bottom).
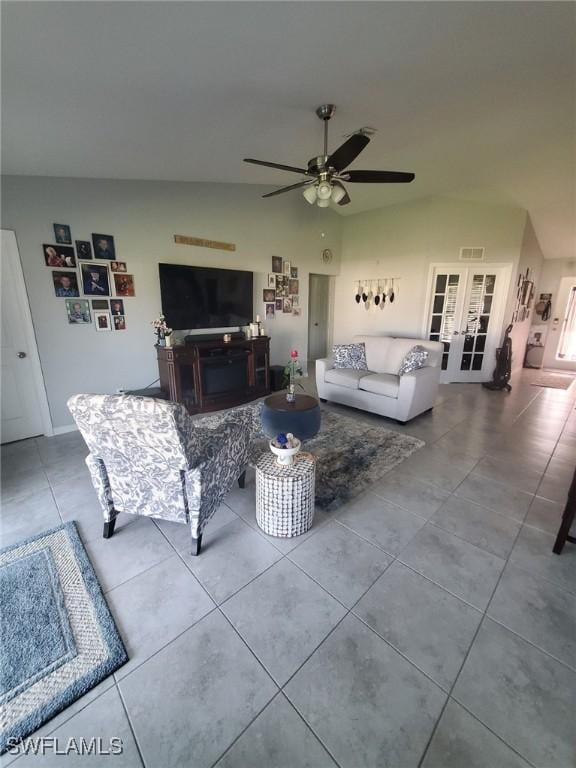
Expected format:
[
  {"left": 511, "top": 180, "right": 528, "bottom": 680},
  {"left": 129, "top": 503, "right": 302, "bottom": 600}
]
[
  {"left": 314, "top": 323, "right": 319, "bottom": 327},
  {"left": 17, "top": 351, "right": 27, "bottom": 359}
]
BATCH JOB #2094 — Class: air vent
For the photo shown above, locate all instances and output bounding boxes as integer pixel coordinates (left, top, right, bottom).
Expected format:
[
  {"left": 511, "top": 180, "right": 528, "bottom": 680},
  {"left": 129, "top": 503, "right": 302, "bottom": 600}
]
[{"left": 459, "top": 247, "right": 485, "bottom": 262}]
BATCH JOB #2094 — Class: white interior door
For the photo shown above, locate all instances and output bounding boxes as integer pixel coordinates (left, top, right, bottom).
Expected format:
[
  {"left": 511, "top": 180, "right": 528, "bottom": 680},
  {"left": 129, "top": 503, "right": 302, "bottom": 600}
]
[
  {"left": 308, "top": 274, "right": 330, "bottom": 361},
  {"left": 1, "top": 230, "right": 50, "bottom": 442},
  {"left": 544, "top": 276, "right": 576, "bottom": 371},
  {"left": 426, "top": 265, "right": 509, "bottom": 383}
]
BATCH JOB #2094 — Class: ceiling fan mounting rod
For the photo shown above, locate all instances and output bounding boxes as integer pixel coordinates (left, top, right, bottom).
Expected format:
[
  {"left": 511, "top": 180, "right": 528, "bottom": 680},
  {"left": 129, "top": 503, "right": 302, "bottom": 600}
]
[{"left": 316, "top": 104, "right": 335, "bottom": 161}]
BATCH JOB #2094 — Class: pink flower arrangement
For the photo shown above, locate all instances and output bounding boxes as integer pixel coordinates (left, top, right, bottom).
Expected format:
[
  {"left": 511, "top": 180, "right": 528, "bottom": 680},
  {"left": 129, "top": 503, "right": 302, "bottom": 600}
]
[{"left": 290, "top": 349, "right": 299, "bottom": 359}]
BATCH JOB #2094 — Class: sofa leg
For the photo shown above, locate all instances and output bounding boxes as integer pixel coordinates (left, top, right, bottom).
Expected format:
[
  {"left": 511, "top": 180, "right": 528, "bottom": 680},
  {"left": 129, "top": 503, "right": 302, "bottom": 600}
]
[
  {"left": 238, "top": 470, "right": 246, "bottom": 489},
  {"left": 103, "top": 518, "right": 116, "bottom": 539},
  {"left": 191, "top": 535, "right": 203, "bottom": 556}
]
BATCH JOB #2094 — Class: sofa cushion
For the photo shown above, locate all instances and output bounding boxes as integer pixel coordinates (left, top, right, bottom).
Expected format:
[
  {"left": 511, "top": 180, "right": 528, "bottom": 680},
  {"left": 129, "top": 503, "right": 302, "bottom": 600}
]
[
  {"left": 332, "top": 342, "right": 368, "bottom": 370},
  {"left": 324, "top": 368, "right": 371, "bottom": 390},
  {"left": 399, "top": 345, "right": 429, "bottom": 375},
  {"left": 353, "top": 335, "right": 395, "bottom": 374},
  {"left": 359, "top": 373, "right": 400, "bottom": 398}
]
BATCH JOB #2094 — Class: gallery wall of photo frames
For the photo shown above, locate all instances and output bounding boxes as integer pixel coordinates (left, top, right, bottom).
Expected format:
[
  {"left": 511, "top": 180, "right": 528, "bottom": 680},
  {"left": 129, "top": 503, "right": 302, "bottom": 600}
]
[
  {"left": 263, "top": 255, "right": 301, "bottom": 320},
  {"left": 44, "top": 224, "right": 135, "bottom": 332}
]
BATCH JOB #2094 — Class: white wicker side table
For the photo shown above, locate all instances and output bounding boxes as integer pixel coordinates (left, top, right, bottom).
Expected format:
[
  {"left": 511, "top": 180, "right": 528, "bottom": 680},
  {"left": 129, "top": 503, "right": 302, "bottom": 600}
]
[{"left": 255, "top": 452, "right": 316, "bottom": 537}]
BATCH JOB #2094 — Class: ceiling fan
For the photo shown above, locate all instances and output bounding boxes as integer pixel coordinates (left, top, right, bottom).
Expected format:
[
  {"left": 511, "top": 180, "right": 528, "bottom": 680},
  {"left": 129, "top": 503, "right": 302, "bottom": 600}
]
[{"left": 244, "top": 104, "right": 415, "bottom": 208}]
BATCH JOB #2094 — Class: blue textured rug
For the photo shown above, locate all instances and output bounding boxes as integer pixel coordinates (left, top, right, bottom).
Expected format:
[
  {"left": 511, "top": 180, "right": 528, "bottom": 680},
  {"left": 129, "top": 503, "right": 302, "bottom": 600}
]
[{"left": 0, "top": 522, "right": 127, "bottom": 753}]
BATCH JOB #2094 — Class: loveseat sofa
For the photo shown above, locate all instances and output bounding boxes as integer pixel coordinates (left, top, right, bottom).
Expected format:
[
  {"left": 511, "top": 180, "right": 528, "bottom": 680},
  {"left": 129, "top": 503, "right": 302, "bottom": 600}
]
[{"left": 316, "top": 335, "right": 443, "bottom": 422}]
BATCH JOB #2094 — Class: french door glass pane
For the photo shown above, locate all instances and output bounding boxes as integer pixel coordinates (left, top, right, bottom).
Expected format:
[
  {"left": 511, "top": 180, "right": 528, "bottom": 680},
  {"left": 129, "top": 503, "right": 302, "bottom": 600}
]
[
  {"left": 460, "top": 272, "right": 497, "bottom": 372},
  {"left": 429, "top": 272, "right": 461, "bottom": 370}
]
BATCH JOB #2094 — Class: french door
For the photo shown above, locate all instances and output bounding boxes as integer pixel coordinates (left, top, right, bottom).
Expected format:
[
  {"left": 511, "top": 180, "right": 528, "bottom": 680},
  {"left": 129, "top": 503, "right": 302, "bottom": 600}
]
[{"left": 426, "top": 265, "right": 509, "bottom": 383}]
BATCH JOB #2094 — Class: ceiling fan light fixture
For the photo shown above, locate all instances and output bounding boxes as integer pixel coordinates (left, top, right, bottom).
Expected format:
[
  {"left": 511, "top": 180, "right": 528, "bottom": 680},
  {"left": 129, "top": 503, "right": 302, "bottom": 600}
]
[
  {"left": 302, "top": 185, "right": 318, "bottom": 204},
  {"left": 317, "top": 197, "right": 330, "bottom": 208},
  {"left": 331, "top": 185, "right": 346, "bottom": 204},
  {"left": 317, "top": 181, "right": 332, "bottom": 200}
]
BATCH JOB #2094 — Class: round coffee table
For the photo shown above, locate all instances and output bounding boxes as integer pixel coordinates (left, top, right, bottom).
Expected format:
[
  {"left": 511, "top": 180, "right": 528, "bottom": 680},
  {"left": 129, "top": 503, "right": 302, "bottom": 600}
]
[{"left": 260, "top": 393, "right": 321, "bottom": 442}]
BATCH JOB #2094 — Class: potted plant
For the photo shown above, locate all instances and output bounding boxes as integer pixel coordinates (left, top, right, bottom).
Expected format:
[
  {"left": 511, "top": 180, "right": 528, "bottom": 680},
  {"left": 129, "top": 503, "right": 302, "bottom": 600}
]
[{"left": 152, "top": 315, "right": 173, "bottom": 347}]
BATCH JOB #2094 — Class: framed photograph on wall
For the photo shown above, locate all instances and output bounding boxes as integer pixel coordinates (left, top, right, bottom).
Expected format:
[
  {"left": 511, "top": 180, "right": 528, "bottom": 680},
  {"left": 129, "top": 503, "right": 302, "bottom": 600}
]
[
  {"left": 43, "top": 244, "right": 76, "bottom": 268},
  {"left": 91, "top": 234, "right": 116, "bottom": 260},
  {"left": 275, "top": 275, "right": 288, "bottom": 297},
  {"left": 272, "top": 255, "right": 283, "bottom": 273},
  {"left": 65, "top": 299, "right": 91, "bottom": 324},
  {"left": 52, "top": 271, "right": 79, "bottom": 298},
  {"left": 292, "top": 307, "right": 301, "bottom": 317},
  {"left": 283, "top": 297, "right": 292, "bottom": 313},
  {"left": 275, "top": 299, "right": 283, "bottom": 311},
  {"left": 263, "top": 288, "right": 275, "bottom": 302},
  {"left": 113, "top": 315, "right": 126, "bottom": 330},
  {"left": 265, "top": 303, "right": 275, "bottom": 320},
  {"left": 75, "top": 240, "right": 93, "bottom": 260},
  {"left": 114, "top": 274, "right": 135, "bottom": 297},
  {"left": 292, "top": 295, "right": 299, "bottom": 307},
  {"left": 110, "top": 299, "right": 125, "bottom": 316},
  {"left": 94, "top": 310, "right": 112, "bottom": 332},
  {"left": 110, "top": 261, "right": 127, "bottom": 273},
  {"left": 288, "top": 279, "right": 299, "bottom": 295},
  {"left": 291, "top": 266, "right": 298, "bottom": 278},
  {"left": 53, "top": 224, "right": 72, "bottom": 244},
  {"left": 283, "top": 260, "right": 291, "bottom": 276},
  {"left": 81, "top": 263, "right": 110, "bottom": 296},
  {"left": 268, "top": 274, "right": 276, "bottom": 288},
  {"left": 91, "top": 299, "right": 109, "bottom": 310}
]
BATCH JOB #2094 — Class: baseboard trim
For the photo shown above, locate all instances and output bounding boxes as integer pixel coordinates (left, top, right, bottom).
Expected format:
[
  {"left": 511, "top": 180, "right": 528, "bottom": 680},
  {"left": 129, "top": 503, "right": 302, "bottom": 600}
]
[{"left": 51, "top": 424, "right": 79, "bottom": 436}]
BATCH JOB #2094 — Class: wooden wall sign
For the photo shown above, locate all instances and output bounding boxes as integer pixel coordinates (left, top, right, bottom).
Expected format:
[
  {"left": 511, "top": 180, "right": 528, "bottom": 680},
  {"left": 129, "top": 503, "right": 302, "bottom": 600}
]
[{"left": 174, "top": 235, "right": 236, "bottom": 252}]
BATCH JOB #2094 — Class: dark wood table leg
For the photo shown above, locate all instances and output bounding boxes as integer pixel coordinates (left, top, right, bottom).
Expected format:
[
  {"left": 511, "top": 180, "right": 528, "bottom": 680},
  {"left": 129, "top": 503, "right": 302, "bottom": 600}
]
[{"left": 553, "top": 467, "right": 576, "bottom": 555}]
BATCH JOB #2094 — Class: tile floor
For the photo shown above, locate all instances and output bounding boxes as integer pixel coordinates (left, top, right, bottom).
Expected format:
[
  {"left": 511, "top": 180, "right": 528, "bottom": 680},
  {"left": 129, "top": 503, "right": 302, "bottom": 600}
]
[{"left": 1, "top": 369, "right": 576, "bottom": 767}]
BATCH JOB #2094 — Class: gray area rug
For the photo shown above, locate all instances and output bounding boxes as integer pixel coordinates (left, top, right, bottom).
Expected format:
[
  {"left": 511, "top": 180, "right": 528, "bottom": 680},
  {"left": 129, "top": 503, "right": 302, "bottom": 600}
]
[
  {"left": 197, "top": 403, "right": 424, "bottom": 512},
  {"left": 0, "top": 522, "right": 127, "bottom": 754}
]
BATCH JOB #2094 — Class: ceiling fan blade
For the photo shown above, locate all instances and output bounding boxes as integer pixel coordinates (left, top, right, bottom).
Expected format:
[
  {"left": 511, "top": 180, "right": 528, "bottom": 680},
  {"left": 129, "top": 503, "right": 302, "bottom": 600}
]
[
  {"left": 333, "top": 181, "right": 351, "bottom": 206},
  {"left": 244, "top": 158, "right": 309, "bottom": 175},
  {"left": 343, "top": 170, "right": 415, "bottom": 183},
  {"left": 262, "top": 181, "right": 309, "bottom": 198},
  {"left": 327, "top": 134, "right": 370, "bottom": 172}
]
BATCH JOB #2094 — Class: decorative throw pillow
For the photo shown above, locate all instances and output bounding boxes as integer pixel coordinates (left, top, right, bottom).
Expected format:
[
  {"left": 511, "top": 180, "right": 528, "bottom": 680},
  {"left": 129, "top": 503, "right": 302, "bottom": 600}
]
[
  {"left": 398, "top": 345, "right": 429, "bottom": 375},
  {"left": 332, "top": 343, "right": 368, "bottom": 370}
]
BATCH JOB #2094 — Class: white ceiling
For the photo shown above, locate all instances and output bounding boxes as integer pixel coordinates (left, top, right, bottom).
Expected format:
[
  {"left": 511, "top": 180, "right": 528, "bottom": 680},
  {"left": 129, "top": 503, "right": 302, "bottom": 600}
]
[{"left": 2, "top": 2, "right": 575, "bottom": 259}]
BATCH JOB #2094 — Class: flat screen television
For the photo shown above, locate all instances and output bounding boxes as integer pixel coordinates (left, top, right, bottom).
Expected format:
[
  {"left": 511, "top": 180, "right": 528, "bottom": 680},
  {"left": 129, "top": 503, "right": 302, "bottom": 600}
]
[{"left": 159, "top": 263, "right": 253, "bottom": 330}]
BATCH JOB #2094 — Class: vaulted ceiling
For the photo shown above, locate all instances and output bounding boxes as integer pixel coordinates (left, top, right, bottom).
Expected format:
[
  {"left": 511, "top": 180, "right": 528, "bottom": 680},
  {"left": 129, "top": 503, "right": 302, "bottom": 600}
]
[{"left": 2, "top": 1, "right": 574, "bottom": 259}]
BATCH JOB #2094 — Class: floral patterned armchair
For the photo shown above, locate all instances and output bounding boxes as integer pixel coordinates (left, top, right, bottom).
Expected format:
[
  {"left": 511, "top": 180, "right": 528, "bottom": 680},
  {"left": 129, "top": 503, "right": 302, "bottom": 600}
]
[{"left": 67, "top": 394, "right": 251, "bottom": 555}]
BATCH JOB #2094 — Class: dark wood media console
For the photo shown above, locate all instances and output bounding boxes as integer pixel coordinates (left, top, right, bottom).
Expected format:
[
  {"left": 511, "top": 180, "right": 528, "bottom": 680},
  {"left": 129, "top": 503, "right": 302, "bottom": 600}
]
[{"left": 157, "top": 336, "right": 270, "bottom": 413}]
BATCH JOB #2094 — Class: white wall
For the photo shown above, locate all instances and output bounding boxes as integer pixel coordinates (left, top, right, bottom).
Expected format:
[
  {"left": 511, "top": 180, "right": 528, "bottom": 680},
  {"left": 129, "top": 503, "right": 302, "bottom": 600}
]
[
  {"left": 1, "top": 176, "right": 341, "bottom": 429},
  {"left": 532, "top": 259, "right": 576, "bottom": 369},
  {"left": 334, "top": 197, "right": 527, "bottom": 345},
  {"left": 505, "top": 216, "right": 544, "bottom": 373}
]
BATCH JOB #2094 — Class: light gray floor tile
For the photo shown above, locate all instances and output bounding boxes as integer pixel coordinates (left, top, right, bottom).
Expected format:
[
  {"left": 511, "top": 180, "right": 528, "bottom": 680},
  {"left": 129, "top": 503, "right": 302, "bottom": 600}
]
[
  {"left": 354, "top": 561, "right": 481, "bottom": 689},
  {"left": 537, "top": 472, "right": 571, "bottom": 503},
  {"left": 108, "top": 554, "right": 215, "bottom": 679},
  {"left": 154, "top": 503, "right": 238, "bottom": 553},
  {"left": 288, "top": 521, "right": 392, "bottom": 607},
  {"left": 246, "top": 507, "right": 331, "bottom": 554},
  {"left": 399, "top": 524, "right": 505, "bottom": 610},
  {"left": 119, "top": 610, "right": 277, "bottom": 768},
  {"left": 285, "top": 614, "right": 446, "bottom": 768},
  {"left": 85, "top": 516, "right": 174, "bottom": 592},
  {"left": 1, "top": 466, "right": 48, "bottom": 504},
  {"left": 453, "top": 619, "right": 576, "bottom": 768},
  {"left": 224, "top": 484, "right": 258, "bottom": 519},
  {"left": 216, "top": 693, "right": 338, "bottom": 768},
  {"left": 488, "top": 563, "right": 576, "bottom": 669},
  {"left": 182, "top": 517, "right": 282, "bottom": 604},
  {"left": 430, "top": 495, "right": 521, "bottom": 559},
  {"left": 454, "top": 472, "right": 533, "bottom": 522},
  {"left": 221, "top": 558, "right": 346, "bottom": 685},
  {"left": 509, "top": 525, "right": 576, "bottom": 595},
  {"left": 1, "top": 438, "right": 42, "bottom": 471},
  {"left": 14, "top": 686, "right": 142, "bottom": 767},
  {"left": 370, "top": 468, "right": 450, "bottom": 519},
  {"left": 398, "top": 446, "right": 477, "bottom": 492},
  {"left": 421, "top": 699, "right": 531, "bottom": 768},
  {"left": 336, "top": 491, "right": 427, "bottom": 556},
  {"left": 0, "top": 488, "right": 61, "bottom": 548},
  {"left": 524, "top": 495, "right": 564, "bottom": 536},
  {"left": 49, "top": 475, "right": 97, "bottom": 515},
  {"left": 44, "top": 457, "right": 90, "bottom": 487},
  {"left": 473, "top": 457, "right": 542, "bottom": 494}
]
